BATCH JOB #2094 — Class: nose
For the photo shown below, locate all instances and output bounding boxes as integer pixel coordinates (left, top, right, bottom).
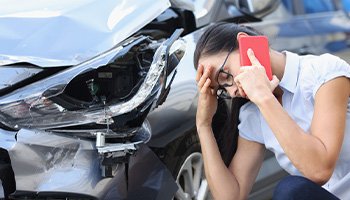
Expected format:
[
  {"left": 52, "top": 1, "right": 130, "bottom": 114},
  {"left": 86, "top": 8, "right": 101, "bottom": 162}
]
[{"left": 227, "top": 85, "right": 239, "bottom": 98}]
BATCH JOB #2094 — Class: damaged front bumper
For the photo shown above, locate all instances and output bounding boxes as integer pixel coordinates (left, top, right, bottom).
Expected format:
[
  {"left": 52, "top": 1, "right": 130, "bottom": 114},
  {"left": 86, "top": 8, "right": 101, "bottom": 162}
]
[
  {"left": 0, "top": 128, "right": 177, "bottom": 199},
  {"left": 0, "top": 27, "right": 186, "bottom": 198}
]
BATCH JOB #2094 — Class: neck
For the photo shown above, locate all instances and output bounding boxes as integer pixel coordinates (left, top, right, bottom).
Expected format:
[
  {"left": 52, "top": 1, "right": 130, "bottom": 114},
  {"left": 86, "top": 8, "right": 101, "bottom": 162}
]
[
  {"left": 270, "top": 49, "right": 286, "bottom": 98},
  {"left": 270, "top": 49, "right": 286, "bottom": 81}
]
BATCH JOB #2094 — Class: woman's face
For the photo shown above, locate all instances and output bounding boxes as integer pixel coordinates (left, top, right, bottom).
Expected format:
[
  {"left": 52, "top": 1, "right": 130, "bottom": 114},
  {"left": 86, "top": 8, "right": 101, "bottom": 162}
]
[{"left": 198, "top": 49, "right": 242, "bottom": 98}]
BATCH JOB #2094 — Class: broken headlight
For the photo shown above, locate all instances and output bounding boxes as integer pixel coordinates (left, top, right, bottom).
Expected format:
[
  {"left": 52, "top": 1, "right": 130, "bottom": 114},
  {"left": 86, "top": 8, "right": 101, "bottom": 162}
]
[{"left": 0, "top": 31, "right": 186, "bottom": 136}]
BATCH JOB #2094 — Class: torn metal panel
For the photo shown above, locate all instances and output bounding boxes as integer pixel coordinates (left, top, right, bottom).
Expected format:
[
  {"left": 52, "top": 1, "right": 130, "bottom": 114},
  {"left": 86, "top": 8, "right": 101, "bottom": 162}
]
[
  {"left": 1, "top": 129, "right": 177, "bottom": 199},
  {"left": 0, "top": 0, "right": 170, "bottom": 67},
  {"left": 8, "top": 129, "right": 101, "bottom": 193}
]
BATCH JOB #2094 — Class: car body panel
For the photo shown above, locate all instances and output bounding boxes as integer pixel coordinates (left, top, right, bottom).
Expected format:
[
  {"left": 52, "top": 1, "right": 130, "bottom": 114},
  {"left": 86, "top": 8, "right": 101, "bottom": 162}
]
[
  {"left": 0, "top": 0, "right": 170, "bottom": 67},
  {"left": 0, "top": 66, "right": 42, "bottom": 91}
]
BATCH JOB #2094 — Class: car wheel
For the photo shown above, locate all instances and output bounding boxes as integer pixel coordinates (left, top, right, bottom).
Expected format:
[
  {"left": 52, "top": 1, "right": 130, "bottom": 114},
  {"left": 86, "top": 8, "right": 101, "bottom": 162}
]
[{"left": 161, "top": 132, "right": 212, "bottom": 200}]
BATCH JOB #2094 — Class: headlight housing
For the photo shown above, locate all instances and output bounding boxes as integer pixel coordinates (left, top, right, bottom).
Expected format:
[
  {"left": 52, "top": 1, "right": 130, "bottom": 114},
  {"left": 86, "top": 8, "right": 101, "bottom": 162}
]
[{"left": 0, "top": 31, "right": 186, "bottom": 136}]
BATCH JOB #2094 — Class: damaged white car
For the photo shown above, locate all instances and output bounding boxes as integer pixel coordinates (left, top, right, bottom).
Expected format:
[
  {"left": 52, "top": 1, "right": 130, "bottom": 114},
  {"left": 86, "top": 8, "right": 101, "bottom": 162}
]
[
  {"left": 0, "top": 0, "right": 308, "bottom": 199},
  {"left": 0, "top": 0, "right": 231, "bottom": 199}
]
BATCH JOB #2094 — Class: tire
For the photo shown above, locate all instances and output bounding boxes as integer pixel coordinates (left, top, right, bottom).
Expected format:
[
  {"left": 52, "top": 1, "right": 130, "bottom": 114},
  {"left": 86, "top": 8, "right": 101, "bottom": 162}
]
[{"left": 161, "top": 131, "right": 212, "bottom": 200}]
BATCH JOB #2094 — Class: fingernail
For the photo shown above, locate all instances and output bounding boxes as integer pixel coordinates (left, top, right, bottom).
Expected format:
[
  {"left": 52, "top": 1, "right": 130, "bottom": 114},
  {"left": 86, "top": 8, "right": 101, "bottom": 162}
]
[{"left": 248, "top": 48, "right": 253, "bottom": 54}]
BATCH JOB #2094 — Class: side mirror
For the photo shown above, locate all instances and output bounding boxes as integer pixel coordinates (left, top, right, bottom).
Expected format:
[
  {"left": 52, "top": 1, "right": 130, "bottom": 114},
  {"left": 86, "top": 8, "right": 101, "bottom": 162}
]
[{"left": 234, "top": 0, "right": 280, "bottom": 18}]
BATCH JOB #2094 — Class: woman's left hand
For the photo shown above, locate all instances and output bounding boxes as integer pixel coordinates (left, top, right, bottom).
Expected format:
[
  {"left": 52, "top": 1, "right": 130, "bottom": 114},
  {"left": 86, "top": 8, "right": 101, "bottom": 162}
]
[{"left": 234, "top": 49, "right": 280, "bottom": 104}]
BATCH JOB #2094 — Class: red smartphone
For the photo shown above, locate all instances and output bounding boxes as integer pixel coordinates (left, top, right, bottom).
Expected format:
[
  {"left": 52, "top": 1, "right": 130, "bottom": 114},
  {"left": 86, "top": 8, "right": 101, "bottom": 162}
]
[{"left": 238, "top": 35, "right": 272, "bottom": 80}]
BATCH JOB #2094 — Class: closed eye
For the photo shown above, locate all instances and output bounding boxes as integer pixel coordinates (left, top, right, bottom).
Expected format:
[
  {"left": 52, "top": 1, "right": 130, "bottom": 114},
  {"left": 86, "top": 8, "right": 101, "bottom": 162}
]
[{"left": 218, "top": 71, "right": 230, "bottom": 81}]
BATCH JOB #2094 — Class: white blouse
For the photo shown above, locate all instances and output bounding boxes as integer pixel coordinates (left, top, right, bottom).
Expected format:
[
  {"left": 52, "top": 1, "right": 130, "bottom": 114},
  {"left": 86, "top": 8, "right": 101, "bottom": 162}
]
[{"left": 238, "top": 51, "right": 350, "bottom": 199}]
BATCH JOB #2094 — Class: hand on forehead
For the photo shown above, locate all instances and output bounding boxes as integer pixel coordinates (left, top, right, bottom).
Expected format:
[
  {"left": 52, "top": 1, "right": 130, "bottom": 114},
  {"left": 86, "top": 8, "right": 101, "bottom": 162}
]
[{"left": 198, "top": 59, "right": 221, "bottom": 88}]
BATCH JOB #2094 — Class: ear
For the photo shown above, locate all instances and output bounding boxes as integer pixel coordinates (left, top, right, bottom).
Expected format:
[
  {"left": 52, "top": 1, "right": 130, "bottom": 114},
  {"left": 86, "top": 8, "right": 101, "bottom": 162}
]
[{"left": 236, "top": 32, "right": 249, "bottom": 41}]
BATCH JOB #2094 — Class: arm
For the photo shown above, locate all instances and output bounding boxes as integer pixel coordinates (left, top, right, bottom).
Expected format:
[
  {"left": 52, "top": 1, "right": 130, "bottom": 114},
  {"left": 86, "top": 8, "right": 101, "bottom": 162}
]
[
  {"left": 234, "top": 49, "right": 350, "bottom": 185},
  {"left": 256, "top": 77, "right": 349, "bottom": 185},
  {"left": 196, "top": 64, "right": 265, "bottom": 200},
  {"left": 198, "top": 127, "right": 265, "bottom": 200}
]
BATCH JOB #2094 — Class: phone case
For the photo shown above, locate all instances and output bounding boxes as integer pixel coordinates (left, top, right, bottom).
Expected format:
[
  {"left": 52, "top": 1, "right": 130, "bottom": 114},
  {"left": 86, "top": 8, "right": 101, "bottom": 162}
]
[{"left": 238, "top": 35, "right": 272, "bottom": 80}]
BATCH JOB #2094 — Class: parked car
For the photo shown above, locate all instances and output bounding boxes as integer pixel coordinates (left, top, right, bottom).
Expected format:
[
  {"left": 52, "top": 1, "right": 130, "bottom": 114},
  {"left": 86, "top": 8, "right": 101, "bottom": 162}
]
[{"left": 1, "top": 0, "right": 350, "bottom": 200}]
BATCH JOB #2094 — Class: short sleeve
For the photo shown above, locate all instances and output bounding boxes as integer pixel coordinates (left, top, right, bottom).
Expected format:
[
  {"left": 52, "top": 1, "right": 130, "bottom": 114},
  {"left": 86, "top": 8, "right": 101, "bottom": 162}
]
[
  {"left": 238, "top": 102, "right": 264, "bottom": 144},
  {"left": 300, "top": 54, "right": 350, "bottom": 102}
]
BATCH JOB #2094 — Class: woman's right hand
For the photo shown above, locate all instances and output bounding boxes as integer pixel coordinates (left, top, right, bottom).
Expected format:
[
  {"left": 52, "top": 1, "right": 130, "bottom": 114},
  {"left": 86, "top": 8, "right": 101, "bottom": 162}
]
[{"left": 195, "top": 64, "right": 218, "bottom": 129}]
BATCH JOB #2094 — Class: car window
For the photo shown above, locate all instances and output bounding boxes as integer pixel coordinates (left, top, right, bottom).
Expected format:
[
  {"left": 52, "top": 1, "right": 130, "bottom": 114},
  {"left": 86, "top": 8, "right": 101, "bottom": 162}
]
[
  {"left": 281, "top": 0, "right": 337, "bottom": 15},
  {"left": 303, "top": 0, "right": 335, "bottom": 13}
]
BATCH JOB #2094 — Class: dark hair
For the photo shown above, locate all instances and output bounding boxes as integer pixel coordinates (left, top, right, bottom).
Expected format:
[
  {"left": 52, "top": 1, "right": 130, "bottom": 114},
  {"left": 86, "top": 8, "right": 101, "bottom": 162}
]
[
  {"left": 194, "top": 22, "right": 262, "bottom": 166},
  {"left": 194, "top": 22, "right": 262, "bottom": 69}
]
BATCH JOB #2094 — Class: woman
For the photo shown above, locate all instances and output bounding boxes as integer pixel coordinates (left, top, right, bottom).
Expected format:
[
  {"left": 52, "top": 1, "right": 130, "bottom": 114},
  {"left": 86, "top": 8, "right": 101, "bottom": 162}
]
[{"left": 194, "top": 22, "right": 350, "bottom": 200}]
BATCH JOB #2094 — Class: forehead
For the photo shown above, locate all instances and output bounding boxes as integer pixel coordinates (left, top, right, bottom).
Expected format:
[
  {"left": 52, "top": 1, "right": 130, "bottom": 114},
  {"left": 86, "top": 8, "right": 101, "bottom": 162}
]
[{"left": 198, "top": 52, "right": 228, "bottom": 69}]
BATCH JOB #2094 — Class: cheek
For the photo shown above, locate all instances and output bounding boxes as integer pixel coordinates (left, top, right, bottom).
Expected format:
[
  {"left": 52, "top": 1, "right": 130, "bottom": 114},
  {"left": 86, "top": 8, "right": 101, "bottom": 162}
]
[
  {"left": 226, "top": 85, "right": 238, "bottom": 97},
  {"left": 233, "top": 67, "right": 241, "bottom": 77},
  {"left": 227, "top": 55, "right": 241, "bottom": 76},
  {"left": 228, "top": 65, "right": 241, "bottom": 80}
]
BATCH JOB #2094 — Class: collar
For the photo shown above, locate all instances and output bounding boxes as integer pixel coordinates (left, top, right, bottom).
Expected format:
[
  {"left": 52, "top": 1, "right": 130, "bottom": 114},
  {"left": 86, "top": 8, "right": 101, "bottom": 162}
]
[{"left": 279, "top": 51, "right": 300, "bottom": 93}]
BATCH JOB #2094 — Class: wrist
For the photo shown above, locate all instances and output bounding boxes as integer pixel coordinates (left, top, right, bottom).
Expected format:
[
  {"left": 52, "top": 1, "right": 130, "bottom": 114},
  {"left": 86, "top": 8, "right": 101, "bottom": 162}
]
[
  {"left": 254, "top": 92, "right": 276, "bottom": 107},
  {"left": 196, "top": 124, "right": 212, "bottom": 134}
]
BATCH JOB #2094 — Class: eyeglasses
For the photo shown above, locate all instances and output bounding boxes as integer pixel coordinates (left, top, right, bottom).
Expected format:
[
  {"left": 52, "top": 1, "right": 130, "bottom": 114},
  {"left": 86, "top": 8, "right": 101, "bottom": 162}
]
[{"left": 216, "top": 47, "right": 234, "bottom": 99}]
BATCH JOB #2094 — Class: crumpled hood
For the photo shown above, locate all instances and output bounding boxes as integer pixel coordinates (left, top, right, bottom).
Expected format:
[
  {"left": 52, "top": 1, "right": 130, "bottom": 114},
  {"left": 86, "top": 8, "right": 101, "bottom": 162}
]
[{"left": 0, "top": 0, "right": 170, "bottom": 67}]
